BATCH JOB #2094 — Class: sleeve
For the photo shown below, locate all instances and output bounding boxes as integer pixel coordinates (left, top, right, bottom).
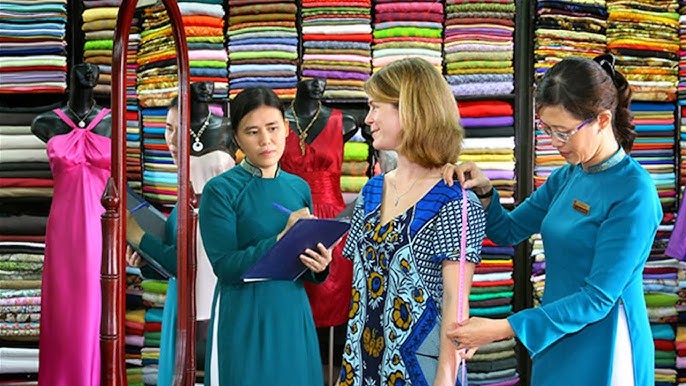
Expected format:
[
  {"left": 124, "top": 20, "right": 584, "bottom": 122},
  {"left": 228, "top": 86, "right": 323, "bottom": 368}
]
[
  {"left": 139, "top": 233, "right": 177, "bottom": 278},
  {"left": 138, "top": 207, "right": 179, "bottom": 278},
  {"left": 507, "top": 181, "right": 662, "bottom": 357},
  {"left": 342, "top": 191, "right": 366, "bottom": 260},
  {"left": 300, "top": 184, "right": 329, "bottom": 284},
  {"left": 198, "top": 179, "right": 278, "bottom": 284},
  {"left": 485, "top": 166, "right": 567, "bottom": 246},
  {"left": 433, "top": 191, "right": 486, "bottom": 264}
]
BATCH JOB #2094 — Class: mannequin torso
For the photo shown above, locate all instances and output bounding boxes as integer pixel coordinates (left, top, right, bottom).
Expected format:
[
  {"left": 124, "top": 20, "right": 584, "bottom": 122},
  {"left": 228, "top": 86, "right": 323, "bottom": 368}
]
[{"left": 31, "top": 63, "right": 111, "bottom": 142}]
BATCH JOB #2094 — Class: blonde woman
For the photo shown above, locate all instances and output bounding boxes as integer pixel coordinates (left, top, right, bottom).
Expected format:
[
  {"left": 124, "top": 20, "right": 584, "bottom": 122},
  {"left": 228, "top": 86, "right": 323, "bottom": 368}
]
[{"left": 339, "top": 57, "right": 486, "bottom": 386}]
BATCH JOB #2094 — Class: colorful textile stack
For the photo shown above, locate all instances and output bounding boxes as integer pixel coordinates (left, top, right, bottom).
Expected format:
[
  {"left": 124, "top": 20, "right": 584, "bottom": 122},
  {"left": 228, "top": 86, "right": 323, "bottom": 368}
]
[
  {"left": 530, "top": 234, "right": 545, "bottom": 308},
  {"left": 681, "top": 105, "right": 686, "bottom": 194},
  {"left": 127, "top": 13, "right": 142, "bottom": 192},
  {"left": 631, "top": 102, "right": 678, "bottom": 211},
  {"left": 81, "top": 4, "right": 119, "bottom": 97},
  {"left": 0, "top": 112, "right": 50, "bottom": 380},
  {"left": 0, "top": 235, "right": 44, "bottom": 381},
  {"left": 341, "top": 133, "right": 370, "bottom": 196},
  {"left": 533, "top": 0, "right": 607, "bottom": 81},
  {"left": 179, "top": 0, "right": 228, "bottom": 100},
  {"left": 458, "top": 100, "right": 516, "bottom": 206},
  {"left": 137, "top": 3, "right": 176, "bottom": 109},
  {"left": 467, "top": 242, "right": 519, "bottom": 386},
  {"left": 227, "top": 0, "right": 298, "bottom": 100},
  {"left": 125, "top": 271, "right": 145, "bottom": 386},
  {"left": 371, "top": 0, "right": 443, "bottom": 72},
  {"left": 645, "top": 258, "right": 680, "bottom": 386},
  {"left": 0, "top": 0, "right": 67, "bottom": 94},
  {"left": 444, "top": 0, "right": 515, "bottom": 97},
  {"left": 607, "top": 0, "right": 679, "bottom": 102},
  {"left": 141, "top": 107, "right": 177, "bottom": 207},
  {"left": 300, "top": 0, "right": 372, "bottom": 100},
  {"left": 140, "top": 280, "right": 167, "bottom": 386}
]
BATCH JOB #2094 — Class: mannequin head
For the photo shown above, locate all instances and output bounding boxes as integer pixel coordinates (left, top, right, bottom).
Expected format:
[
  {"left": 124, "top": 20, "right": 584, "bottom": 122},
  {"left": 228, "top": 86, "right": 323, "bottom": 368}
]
[
  {"left": 191, "top": 82, "right": 214, "bottom": 103},
  {"left": 296, "top": 78, "right": 327, "bottom": 101},
  {"left": 71, "top": 63, "right": 99, "bottom": 89}
]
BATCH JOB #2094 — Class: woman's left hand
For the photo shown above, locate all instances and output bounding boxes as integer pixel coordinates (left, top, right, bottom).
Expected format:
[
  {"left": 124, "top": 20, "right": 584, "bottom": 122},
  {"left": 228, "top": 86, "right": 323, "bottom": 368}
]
[
  {"left": 446, "top": 317, "right": 514, "bottom": 351},
  {"left": 299, "top": 242, "right": 332, "bottom": 273}
]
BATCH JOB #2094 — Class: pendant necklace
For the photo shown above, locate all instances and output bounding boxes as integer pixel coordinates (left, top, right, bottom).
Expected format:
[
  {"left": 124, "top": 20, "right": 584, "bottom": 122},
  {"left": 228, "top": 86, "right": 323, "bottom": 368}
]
[
  {"left": 190, "top": 111, "right": 212, "bottom": 152},
  {"left": 291, "top": 101, "right": 322, "bottom": 155},
  {"left": 392, "top": 175, "right": 420, "bottom": 207},
  {"left": 67, "top": 103, "right": 96, "bottom": 128}
]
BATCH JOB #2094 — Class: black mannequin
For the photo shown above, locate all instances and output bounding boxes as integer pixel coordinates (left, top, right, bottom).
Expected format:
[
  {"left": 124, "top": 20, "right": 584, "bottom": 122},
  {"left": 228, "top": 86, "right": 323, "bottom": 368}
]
[
  {"left": 285, "top": 78, "right": 359, "bottom": 147},
  {"left": 31, "top": 63, "right": 112, "bottom": 142},
  {"left": 186, "top": 81, "right": 227, "bottom": 156}
]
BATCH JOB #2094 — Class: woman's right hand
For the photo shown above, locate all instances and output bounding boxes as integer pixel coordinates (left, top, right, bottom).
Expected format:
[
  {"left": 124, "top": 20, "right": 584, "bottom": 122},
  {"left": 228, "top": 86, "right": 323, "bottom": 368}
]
[
  {"left": 441, "top": 162, "right": 492, "bottom": 196},
  {"left": 126, "top": 245, "right": 145, "bottom": 268},
  {"left": 277, "top": 207, "right": 314, "bottom": 241}
]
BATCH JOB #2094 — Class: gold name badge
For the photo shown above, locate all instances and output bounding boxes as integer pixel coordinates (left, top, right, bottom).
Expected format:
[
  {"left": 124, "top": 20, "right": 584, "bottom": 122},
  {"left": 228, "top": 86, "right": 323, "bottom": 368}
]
[{"left": 572, "top": 199, "right": 590, "bottom": 215}]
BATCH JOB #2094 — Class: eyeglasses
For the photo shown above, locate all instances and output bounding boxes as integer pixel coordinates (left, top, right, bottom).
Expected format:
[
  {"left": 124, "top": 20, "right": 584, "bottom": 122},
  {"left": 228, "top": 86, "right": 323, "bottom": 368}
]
[{"left": 536, "top": 117, "right": 595, "bottom": 143}]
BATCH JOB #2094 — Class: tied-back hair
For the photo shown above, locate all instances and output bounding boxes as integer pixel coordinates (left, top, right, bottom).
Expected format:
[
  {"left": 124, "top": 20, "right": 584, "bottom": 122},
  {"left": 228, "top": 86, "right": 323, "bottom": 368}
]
[
  {"left": 535, "top": 54, "right": 635, "bottom": 152},
  {"left": 229, "top": 86, "right": 285, "bottom": 132},
  {"left": 364, "top": 57, "right": 464, "bottom": 168}
]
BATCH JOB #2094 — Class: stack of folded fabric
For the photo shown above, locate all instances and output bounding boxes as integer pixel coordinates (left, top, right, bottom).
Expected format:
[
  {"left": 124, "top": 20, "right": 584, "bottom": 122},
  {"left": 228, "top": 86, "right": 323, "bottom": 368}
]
[
  {"left": 227, "top": 0, "right": 298, "bottom": 100},
  {"left": 127, "top": 14, "right": 143, "bottom": 192},
  {"left": 467, "top": 242, "right": 519, "bottom": 386},
  {"left": 444, "top": 0, "right": 515, "bottom": 97},
  {"left": 0, "top": 235, "right": 44, "bottom": 382},
  {"left": 179, "top": 0, "right": 228, "bottom": 100},
  {"left": 680, "top": 104, "right": 686, "bottom": 193},
  {"left": 137, "top": 3, "right": 177, "bottom": 109},
  {"left": 0, "top": 0, "right": 68, "bottom": 95},
  {"left": 530, "top": 234, "right": 545, "bottom": 308},
  {"left": 125, "top": 267, "right": 146, "bottom": 386},
  {"left": 607, "top": 0, "right": 679, "bottom": 102},
  {"left": 141, "top": 107, "right": 177, "bottom": 207},
  {"left": 630, "top": 102, "right": 678, "bottom": 211},
  {"left": 140, "top": 280, "right": 167, "bottom": 386},
  {"left": 300, "top": 0, "right": 372, "bottom": 100},
  {"left": 676, "top": 322, "right": 686, "bottom": 385},
  {"left": 644, "top": 258, "right": 680, "bottom": 386},
  {"left": 458, "top": 100, "right": 517, "bottom": 206},
  {"left": 371, "top": 0, "right": 443, "bottom": 72},
  {"left": 0, "top": 112, "right": 50, "bottom": 380},
  {"left": 81, "top": 3, "right": 119, "bottom": 97},
  {"left": 533, "top": 0, "right": 607, "bottom": 81},
  {"left": 340, "top": 132, "right": 370, "bottom": 199},
  {"left": 135, "top": 1, "right": 175, "bottom": 210}
]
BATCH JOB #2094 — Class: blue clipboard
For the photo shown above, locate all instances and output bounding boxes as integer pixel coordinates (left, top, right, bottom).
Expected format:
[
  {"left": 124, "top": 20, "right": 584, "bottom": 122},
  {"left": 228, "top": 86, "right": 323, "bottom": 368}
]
[{"left": 240, "top": 218, "right": 350, "bottom": 282}]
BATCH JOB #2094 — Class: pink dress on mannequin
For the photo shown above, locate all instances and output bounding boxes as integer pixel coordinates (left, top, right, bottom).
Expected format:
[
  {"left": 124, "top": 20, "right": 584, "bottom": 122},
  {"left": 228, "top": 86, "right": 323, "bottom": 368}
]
[{"left": 38, "top": 108, "right": 110, "bottom": 386}]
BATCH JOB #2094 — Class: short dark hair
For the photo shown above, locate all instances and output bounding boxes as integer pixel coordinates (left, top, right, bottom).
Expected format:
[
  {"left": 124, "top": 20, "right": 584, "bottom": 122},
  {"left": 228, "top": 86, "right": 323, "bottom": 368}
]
[
  {"left": 230, "top": 86, "right": 284, "bottom": 131},
  {"left": 535, "top": 55, "right": 635, "bottom": 152}
]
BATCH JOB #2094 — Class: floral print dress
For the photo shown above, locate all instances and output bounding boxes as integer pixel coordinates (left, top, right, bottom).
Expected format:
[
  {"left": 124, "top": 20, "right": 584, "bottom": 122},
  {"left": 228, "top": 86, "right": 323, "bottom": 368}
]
[{"left": 340, "top": 176, "right": 486, "bottom": 386}]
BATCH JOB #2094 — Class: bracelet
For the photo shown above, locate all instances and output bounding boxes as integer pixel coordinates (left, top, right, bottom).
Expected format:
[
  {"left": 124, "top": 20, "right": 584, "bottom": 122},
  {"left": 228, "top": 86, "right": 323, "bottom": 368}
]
[{"left": 475, "top": 187, "right": 494, "bottom": 199}]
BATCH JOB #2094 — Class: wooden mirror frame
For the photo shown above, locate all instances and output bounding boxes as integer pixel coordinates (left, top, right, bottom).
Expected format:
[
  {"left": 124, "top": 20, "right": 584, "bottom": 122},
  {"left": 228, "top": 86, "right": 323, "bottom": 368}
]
[{"left": 101, "top": 1, "right": 196, "bottom": 385}]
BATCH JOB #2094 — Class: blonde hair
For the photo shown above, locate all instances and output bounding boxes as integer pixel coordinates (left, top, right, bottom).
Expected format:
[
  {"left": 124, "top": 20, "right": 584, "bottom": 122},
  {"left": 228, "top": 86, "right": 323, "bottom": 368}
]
[{"left": 364, "top": 57, "right": 463, "bottom": 168}]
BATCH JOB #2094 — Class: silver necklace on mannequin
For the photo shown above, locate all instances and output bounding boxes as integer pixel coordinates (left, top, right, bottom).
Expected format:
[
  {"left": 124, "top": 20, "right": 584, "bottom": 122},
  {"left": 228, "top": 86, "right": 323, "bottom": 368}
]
[
  {"left": 190, "top": 111, "right": 212, "bottom": 152},
  {"left": 67, "top": 103, "right": 96, "bottom": 128}
]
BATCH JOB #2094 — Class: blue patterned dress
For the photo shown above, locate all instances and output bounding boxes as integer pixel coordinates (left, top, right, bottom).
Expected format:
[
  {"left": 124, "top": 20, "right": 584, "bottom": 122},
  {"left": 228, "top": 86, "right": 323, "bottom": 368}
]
[{"left": 340, "top": 175, "right": 486, "bottom": 386}]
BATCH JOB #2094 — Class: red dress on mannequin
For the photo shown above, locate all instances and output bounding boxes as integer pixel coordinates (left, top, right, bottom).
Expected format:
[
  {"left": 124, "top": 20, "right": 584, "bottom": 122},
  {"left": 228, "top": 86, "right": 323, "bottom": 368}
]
[{"left": 280, "top": 108, "right": 352, "bottom": 327}]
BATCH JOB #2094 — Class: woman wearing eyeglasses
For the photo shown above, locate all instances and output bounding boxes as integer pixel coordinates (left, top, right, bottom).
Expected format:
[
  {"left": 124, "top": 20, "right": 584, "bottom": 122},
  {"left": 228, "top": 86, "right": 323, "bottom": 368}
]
[{"left": 442, "top": 54, "right": 661, "bottom": 386}]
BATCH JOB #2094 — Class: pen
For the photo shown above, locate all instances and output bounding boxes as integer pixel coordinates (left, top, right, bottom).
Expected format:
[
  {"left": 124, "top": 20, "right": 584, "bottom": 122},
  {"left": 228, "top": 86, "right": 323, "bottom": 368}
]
[
  {"left": 130, "top": 201, "right": 149, "bottom": 214},
  {"left": 271, "top": 202, "right": 293, "bottom": 215}
]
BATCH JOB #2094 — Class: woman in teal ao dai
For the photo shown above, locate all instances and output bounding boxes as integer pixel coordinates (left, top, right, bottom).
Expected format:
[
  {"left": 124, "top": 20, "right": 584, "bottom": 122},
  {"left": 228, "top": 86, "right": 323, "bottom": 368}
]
[{"left": 199, "top": 87, "right": 333, "bottom": 386}]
